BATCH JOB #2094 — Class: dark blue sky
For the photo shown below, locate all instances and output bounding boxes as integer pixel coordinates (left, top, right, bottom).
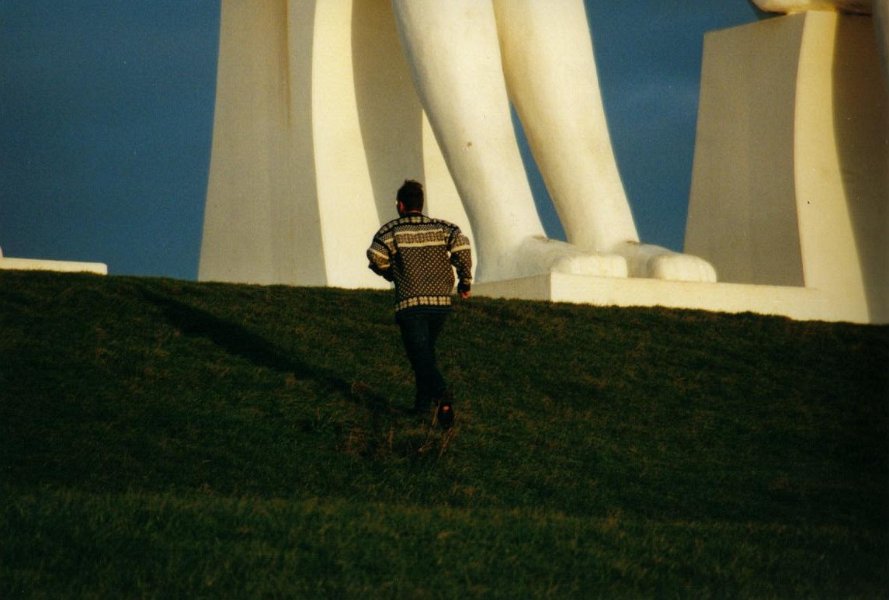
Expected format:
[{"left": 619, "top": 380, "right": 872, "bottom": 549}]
[{"left": 0, "top": 1, "right": 763, "bottom": 280}]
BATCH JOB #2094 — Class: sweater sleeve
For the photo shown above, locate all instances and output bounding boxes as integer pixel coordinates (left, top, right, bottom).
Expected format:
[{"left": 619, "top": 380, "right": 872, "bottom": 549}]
[
  {"left": 367, "top": 234, "right": 394, "bottom": 281},
  {"left": 448, "top": 227, "right": 473, "bottom": 290}
]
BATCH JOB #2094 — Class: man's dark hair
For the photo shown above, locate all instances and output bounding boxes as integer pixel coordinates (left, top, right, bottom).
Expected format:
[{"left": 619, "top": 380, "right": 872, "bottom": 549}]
[{"left": 397, "top": 180, "right": 424, "bottom": 212}]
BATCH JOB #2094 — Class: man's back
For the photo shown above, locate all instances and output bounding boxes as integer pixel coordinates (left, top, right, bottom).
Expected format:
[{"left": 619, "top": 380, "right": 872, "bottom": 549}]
[{"left": 368, "top": 214, "right": 472, "bottom": 312}]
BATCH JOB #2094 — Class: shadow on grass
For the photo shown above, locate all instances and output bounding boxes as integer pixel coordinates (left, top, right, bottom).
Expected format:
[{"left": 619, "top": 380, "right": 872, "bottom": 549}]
[
  {"left": 141, "top": 290, "right": 393, "bottom": 413},
  {"left": 142, "top": 289, "right": 449, "bottom": 461}
]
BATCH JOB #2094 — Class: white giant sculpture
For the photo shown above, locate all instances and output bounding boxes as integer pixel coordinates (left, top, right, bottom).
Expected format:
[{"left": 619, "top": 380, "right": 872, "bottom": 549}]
[
  {"left": 751, "top": 1, "right": 887, "bottom": 54},
  {"left": 199, "top": 0, "right": 715, "bottom": 288},
  {"left": 753, "top": 0, "right": 873, "bottom": 13},
  {"left": 685, "top": 0, "right": 888, "bottom": 323},
  {"left": 389, "top": 0, "right": 716, "bottom": 283},
  {"left": 200, "top": 0, "right": 887, "bottom": 323}
]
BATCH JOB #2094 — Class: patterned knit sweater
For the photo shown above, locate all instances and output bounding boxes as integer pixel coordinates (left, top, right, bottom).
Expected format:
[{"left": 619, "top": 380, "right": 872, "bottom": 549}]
[{"left": 367, "top": 214, "right": 473, "bottom": 312}]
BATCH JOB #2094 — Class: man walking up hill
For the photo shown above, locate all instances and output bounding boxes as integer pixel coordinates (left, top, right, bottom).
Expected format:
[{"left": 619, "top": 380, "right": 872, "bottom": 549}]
[{"left": 367, "top": 180, "right": 472, "bottom": 429}]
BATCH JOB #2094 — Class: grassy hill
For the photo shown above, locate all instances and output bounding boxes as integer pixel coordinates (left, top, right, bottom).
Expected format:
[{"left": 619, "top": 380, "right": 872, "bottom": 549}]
[{"left": 1, "top": 270, "right": 887, "bottom": 598}]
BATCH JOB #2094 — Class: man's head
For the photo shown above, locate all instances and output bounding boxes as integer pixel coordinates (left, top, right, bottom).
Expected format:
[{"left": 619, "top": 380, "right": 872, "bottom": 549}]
[{"left": 396, "top": 180, "right": 424, "bottom": 215}]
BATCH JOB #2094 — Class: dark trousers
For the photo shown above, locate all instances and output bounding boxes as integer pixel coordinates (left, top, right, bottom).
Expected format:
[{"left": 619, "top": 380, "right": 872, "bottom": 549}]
[{"left": 396, "top": 311, "right": 449, "bottom": 410}]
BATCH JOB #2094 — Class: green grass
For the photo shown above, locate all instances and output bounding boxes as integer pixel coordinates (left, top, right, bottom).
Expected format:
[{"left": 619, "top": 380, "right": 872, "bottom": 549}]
[{"left": 2, "top": 270, "right": 887, "bottom": 598}]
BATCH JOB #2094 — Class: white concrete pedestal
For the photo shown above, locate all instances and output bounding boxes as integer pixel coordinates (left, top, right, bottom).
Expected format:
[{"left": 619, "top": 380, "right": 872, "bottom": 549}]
[
  {"left": 0, "top": 257, "right": 107, "bottom": 275},
  {"left": 474, "top": 274, "right": 853, "bottom": 322}
]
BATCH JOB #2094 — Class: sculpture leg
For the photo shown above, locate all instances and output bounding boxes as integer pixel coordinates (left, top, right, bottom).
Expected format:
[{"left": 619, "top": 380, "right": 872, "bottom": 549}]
[
  {"left": 492, "top": 0, "right": 716, "bottom": 282},
  {"left": 492, "top": 0, "right": 636, "bottom": 251},
  {"left": 391, "top": 0, "right": 627, "bottom": 282}
]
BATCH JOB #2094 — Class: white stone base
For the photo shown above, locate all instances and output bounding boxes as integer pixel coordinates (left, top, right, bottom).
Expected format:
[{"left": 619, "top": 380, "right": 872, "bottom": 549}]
[
  {"left": 473, "top": 274, "right": 878, "bottom": 324},
  {"left": 0, "top": 257, "right": 108, "bottom": 275}
]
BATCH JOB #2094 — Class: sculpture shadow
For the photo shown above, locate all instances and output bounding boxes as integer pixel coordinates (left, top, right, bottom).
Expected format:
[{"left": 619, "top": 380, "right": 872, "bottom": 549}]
[
  {"left": 141, "top": 290, "right": 393, "bottom": 415},
  {"left": 351, "top": 0, "right": 425, "bottom": 224},
  {"left": 833, "top": 17, "right": 889, "bottom": 322}
]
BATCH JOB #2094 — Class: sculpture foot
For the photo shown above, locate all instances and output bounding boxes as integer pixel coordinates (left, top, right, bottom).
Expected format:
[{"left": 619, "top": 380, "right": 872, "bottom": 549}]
[
  {"left": 479, "top": 236, "right": 628, "bottom": 282},
  {"left": 615, "top": 242, "right": 717, "bottom": 282}
]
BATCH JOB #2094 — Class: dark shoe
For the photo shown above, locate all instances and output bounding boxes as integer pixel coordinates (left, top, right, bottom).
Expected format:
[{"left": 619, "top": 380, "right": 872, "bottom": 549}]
[{"left": 436, "top": 400, "right": 454, "bottom": 430}]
